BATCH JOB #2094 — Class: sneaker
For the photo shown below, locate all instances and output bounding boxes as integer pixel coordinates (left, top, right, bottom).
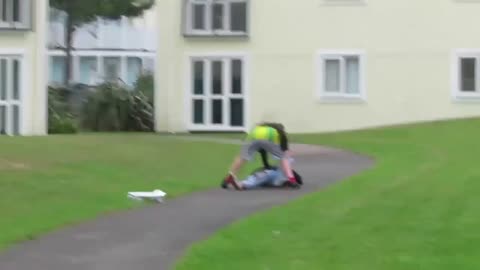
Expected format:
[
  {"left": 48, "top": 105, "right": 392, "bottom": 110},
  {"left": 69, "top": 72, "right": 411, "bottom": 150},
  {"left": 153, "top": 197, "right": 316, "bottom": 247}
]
[
  {"left": 221, "top": 179, "right": 229, "bottom": 189},
  {"left": 221, "top": 175, "right": 241, "bottom": 190}
]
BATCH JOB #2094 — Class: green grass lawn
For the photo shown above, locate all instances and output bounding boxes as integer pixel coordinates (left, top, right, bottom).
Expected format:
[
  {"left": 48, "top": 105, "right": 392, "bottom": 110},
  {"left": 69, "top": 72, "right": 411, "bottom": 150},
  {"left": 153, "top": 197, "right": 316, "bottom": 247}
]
[
  {"left": 175, "top": 118, "right": 480, "bottom": 270},
  {"left": 0, "top": 134, "right": 262, "bottom": 250}
]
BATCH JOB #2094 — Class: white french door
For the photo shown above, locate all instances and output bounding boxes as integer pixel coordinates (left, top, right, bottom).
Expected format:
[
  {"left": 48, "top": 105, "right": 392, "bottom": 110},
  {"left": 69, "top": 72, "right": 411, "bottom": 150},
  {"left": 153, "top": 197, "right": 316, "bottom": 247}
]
[
  {"left": 189, "top": 55, "right": 246, "bottom": 131},
  {"left": 0, "top": 55, "right": 22, "bottom": 135}
]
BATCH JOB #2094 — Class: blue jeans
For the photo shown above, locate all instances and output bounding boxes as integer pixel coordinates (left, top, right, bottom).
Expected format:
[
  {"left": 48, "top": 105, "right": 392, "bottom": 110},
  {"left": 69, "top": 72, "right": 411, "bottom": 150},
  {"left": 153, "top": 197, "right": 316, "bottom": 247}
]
[{"left": 241, "top": 169, "right": 286, "bottom": 189}]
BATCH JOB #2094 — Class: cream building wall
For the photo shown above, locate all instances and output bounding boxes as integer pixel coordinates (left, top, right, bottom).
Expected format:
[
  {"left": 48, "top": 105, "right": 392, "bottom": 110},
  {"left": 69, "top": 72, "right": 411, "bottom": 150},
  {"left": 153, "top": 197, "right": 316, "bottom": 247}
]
[
  {"left": 156, "top": 0, "right": 480, "bottom": 133},
  {"left": 0, "top": 0, "right": 48, "bottom": 135}
]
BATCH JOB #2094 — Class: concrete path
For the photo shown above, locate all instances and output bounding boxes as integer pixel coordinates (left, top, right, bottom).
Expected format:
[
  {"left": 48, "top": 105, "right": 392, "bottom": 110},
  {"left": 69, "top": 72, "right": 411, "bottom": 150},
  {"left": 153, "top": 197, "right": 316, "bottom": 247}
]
[{"left": 0, "top": 140, "right": 373, "bottom": 270}]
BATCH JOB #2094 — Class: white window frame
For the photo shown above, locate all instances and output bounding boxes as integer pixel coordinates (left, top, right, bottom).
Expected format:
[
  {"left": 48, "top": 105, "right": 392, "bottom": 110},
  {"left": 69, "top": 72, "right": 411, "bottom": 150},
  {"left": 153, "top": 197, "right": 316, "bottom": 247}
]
[
  {"left": 48, "top": 50, "right": 156, "bottom": 87},
  {"left": 0, "top": 50, "right": 26, "bottom": 136},
  {"left": 185, "top": 52, "right": 249, "bottom": 132},
  {"left": 184, "top": 0, "right": 249, "bottom": 37},
  {"left": 316, "top": 49, "right": 367, "bottom": 102},
  {"left": 0, "top": 0, "right": 31, "bottom": 30},
  {"left": 451, "top": 49, "right": 480, "bottom": 101}
]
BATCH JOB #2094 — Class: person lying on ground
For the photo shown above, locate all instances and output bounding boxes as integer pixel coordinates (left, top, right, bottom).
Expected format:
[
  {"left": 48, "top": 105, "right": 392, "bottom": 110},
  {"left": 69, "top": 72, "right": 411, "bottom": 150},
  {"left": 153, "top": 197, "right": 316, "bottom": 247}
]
[
  {"left": 221, "top": 165, "right": 303, "bottom": 190},
  {"left": 222, "top": 122, "right": 299, "bottom": 188}
]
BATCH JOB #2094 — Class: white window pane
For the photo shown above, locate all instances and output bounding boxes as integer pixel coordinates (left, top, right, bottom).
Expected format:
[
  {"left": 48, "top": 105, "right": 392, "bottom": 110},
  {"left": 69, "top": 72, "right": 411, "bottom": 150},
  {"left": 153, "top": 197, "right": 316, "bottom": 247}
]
[
  {"left": 345, "top": 57, "right": 360, "bottom": 94},
  {"left": 212, "top": 3, "right": 224, "bottom": 30},
  {"left": 13, "top": 0, "right": 19, "bottom": 22},
  {"left": 0, "top": 59, "right": 6, "bottom": 100},
  {"left": 12, "top": 104, "right": 19, "bottom": 135},
  {"left": 79, "top": 57, "right": 97, "bottom": 85},
  {"left": 231, "top": 59, "right": 242, "bottom": 94},
  {"left": 230, "top": 98, "right": 243, "bottom": 127},
  {"left": 104, "top": 57, "right": 120, "bottom": 82},
  {"left": 193, "top": 99, "right": 204, "bottom": 124},
  {"left": 193, "top": 61, "right": 204, "bottom": 95},
  {"left": 193, "top": 4, "right": 206, "bottom": 30},
  {"left": 50, "top": 56, "right": 66, "bottom": 85},
  {"left": 127, "top": 57, "right": 142, "bottom": 86},
  {"left": 212, "top": 99, "right": 223, "bottom": 124},
  {"left": 212, "top": 60, "right": 222, "bottom": 95},
  {"left": 461, "top": 58, "right": 476, "bottom": 92},
  {"left": 12, "top": 59, "right": 19, "bottom": 100},
  {"left": 325, "top": 59, "right": 340, "bottom": 92},
  {"left": 230, "top": 2, "right": 247, "bottom": 32},
  {"left": 2, "top": 0, "right": 7, "bottom": 22},
  {"left": 0, "top": 105, "right": 6, "bottom": 135}
]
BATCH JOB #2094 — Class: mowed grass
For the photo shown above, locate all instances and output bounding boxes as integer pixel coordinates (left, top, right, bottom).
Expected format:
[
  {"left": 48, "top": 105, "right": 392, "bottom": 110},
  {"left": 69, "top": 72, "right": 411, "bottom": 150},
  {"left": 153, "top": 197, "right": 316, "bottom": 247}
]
[
  {"left": 0, "top": 134, "right": 260, "bottom": 250},
  {"left": 175, "top": 118, "right": 480, "bottom": 270}
]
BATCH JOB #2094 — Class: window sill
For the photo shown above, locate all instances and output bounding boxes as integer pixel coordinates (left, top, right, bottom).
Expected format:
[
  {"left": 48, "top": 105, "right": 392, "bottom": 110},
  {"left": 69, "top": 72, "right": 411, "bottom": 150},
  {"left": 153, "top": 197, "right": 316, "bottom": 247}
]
[
  {"left": 317, "top": 95, "right": 366, "bottom": 104},
  {"left": 320, "top": 0, "right": 367, "bottom": 6},
  {"left": 454, "top": 0, "right": 480, "bottom": 3},
  {"left": 187, "top": 125, "right": 247, "bottom": 132},
  {"left": 183, "top": 31, "right": 249, "bottom": 38},
  {"left": 452, "top": 93, "right": 480, "bottom": 103},
  {"left": 0, "top": 24, "right": 31, "bottom": 31}
]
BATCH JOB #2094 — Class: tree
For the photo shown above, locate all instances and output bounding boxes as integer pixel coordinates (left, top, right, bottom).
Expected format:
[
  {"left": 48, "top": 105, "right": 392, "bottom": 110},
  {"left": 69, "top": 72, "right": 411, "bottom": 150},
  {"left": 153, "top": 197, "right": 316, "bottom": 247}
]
[{"left": 49, "top": 0, "right": 155, "bottom": 86}]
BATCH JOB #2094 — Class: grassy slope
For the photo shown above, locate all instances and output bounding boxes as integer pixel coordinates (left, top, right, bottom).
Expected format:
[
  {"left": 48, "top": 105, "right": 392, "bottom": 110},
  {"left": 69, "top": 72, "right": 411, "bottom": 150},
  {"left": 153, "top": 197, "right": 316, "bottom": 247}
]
[
  {"left": 175, "top": 119, "right": 480, "bottom": 270},
  {"left": 0, "top": 134, "right": 260, "bottom": 250}
]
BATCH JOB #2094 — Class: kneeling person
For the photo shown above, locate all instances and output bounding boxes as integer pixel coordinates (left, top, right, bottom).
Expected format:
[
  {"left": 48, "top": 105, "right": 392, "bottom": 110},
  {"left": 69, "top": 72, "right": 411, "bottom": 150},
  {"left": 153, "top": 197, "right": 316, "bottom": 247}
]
[{"left": 222, "top": 122, "right": 299, "bottom": 188}]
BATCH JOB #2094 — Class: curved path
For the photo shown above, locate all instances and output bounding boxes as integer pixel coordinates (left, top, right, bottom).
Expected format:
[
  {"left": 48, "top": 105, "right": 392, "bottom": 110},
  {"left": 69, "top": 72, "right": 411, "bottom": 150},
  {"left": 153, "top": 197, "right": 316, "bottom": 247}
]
[{"left": 0, "top": 139, "right": 373, "bottom": 270}]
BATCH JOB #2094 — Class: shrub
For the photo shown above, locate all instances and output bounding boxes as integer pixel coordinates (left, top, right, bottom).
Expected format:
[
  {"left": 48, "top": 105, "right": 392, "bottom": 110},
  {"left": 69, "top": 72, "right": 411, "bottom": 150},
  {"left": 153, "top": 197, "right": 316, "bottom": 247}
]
[
  {"left": 80, "top": 83, "right": 130, "bottom": 131},
  {"left": 48, "top": 73, "right": 155, "bottom": 134},
  {"left": 129, "top": 90, "right": 154, "bottom": 131},
  {"left": 48, "top": 86, "right": 78, "bottom": 134},
  {"left": 134, "top": 71, "right": 154, "bottom": 104},
  {"left": 80, "top": 83, "right": 154, "bottom": 132}
]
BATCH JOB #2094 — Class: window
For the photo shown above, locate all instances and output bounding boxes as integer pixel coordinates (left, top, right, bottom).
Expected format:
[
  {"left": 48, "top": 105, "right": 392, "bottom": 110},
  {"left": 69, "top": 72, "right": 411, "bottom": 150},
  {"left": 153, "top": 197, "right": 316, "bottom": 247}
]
[
  {"left": 184, "top": 0, "right": 249, "bottom": 36},
  {"left": 0, "top": 0, "right": 31, "bottom": 29},
  {"left": 49, "top": 56, "right": 66, "bottom": 85},
  {"left": 452, "top": 50, "right": 480, "bottom": 99},
  {"left": 189, "top": 55, "right": 247, "bottom": 131},
  {"left": 460, "top": 58, "right": 475, "bottom": 92},
  {"left": 0, "top": 56, "right": 22, "bottom": 135},
  {"left": 79, "top": 57, "right": 98, "bottom": 85},
  {"left": 317, "top": 50, "right": 366, "bottom": 101},
  {"left": 103, "top": 57, "right": 121, "bottom": 83}
]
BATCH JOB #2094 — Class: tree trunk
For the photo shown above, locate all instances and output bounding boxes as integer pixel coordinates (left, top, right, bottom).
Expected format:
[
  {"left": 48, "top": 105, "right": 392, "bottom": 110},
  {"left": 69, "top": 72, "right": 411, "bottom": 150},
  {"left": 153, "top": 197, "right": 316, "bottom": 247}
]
[{"left": 64, "top": 14, "right": 74, "bottom": 86}]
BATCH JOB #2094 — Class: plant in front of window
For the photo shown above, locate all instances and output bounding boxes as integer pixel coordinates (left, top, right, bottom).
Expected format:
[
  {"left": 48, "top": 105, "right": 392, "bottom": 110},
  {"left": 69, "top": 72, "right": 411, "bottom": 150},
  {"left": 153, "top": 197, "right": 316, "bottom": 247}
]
[
  {"left": 133, "top": 71, "right": 154, "bottom": 105},
  {"left": 50, "top": 0, "right": 155, "bottom": 86},
  {"left": 48, "top": 86, "right": 78, "bottom": 134},
  {"left": 80, "top": 82, "right": 154, "bottom": 132}
]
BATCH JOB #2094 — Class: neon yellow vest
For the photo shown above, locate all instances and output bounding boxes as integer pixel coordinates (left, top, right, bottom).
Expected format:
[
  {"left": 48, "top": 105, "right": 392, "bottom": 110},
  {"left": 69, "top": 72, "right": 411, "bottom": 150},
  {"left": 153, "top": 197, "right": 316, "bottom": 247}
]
[{"left": 246, "top": 125, "right": 280, "bottom": 144}]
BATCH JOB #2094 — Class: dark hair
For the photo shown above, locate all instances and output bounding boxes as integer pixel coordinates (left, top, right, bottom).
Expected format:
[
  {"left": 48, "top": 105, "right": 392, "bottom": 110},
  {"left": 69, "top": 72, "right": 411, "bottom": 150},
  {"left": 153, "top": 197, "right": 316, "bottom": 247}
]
[
  {"left": 259, "top": 122, "right": 285, "bottom": 132},
  {"left": 293, "top": 170, "right": 303, "bottom": 185}
]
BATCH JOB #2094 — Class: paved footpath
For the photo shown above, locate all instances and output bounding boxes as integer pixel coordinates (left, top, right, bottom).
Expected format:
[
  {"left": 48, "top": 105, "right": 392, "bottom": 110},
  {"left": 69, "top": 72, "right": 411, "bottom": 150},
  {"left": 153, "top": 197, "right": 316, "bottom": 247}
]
[{"left": 0, "top": 138, "right": 373, "bottom": 270}]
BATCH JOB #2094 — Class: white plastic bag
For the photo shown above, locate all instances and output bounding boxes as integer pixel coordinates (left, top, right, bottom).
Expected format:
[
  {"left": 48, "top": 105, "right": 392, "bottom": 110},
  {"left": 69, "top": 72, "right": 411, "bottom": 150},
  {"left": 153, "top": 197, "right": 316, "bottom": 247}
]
[{"left": 127, "top": 189, "right": 167, "bottom": 203}]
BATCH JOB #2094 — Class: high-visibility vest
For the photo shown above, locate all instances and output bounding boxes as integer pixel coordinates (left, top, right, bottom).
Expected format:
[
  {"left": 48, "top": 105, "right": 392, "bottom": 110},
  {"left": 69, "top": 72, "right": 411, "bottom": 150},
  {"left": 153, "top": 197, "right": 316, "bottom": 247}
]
[{"left": 246, "top": 125, "right": 280, "bottom": 144}]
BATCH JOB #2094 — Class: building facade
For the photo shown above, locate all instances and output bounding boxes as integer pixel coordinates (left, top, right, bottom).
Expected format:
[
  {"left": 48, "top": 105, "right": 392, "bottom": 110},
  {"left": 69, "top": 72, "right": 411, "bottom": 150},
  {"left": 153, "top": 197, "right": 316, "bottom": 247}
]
[
  {"left": 0, "top": 0, "right": 48, "bottom": 135},
  {"left": 48, "top": 8, "right": 156, "bottom": 88},
  {"left": 156, "top": 0, "right": 480, "bottom": 133}
]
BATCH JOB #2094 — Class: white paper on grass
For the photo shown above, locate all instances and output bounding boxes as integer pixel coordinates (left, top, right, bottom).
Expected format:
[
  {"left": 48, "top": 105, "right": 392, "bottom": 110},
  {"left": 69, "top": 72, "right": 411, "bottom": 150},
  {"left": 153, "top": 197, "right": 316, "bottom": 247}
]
[{"left": 128, "top": 189, "right": 167, "bottom": 203}]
